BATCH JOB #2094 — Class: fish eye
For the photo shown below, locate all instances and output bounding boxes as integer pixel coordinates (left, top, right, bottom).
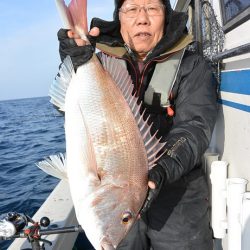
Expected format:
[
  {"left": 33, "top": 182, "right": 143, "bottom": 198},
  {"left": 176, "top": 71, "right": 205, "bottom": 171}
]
[{"left": 122, "top": 211, "right": 133, "bottom": 224}]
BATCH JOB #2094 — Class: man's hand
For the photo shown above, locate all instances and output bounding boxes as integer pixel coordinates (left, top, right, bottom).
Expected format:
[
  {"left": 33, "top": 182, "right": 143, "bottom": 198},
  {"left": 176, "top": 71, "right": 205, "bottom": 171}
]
[
  {"left": 140, "top": 165, "right": 166, "bottom": 214},
  {"left": 66, "top": 27, "right": 100, "bottom": 46},
  {"left": 57, "top": 27, "right": 100, "bottom": 70}
]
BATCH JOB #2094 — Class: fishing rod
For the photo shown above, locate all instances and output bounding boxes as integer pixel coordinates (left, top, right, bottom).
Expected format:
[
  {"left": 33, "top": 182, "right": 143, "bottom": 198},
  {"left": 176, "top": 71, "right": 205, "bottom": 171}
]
[{"left": 0, "top": 212, "right": 83, "bottom": 250}]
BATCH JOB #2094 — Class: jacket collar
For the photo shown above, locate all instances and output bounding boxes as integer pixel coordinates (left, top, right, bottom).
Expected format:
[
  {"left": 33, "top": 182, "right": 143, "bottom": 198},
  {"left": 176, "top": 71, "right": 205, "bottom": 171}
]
[{"left": 96, "top": 33, "right": 193, "bottom": 61}]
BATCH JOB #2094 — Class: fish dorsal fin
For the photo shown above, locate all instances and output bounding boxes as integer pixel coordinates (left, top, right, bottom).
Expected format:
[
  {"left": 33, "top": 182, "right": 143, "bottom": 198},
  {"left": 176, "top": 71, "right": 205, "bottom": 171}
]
[
  {"left": 49, "top": 56, "right": 74, "bottom": 112},
  {"left": 101, "top": 54, "right": 166, "bottom": 169}
]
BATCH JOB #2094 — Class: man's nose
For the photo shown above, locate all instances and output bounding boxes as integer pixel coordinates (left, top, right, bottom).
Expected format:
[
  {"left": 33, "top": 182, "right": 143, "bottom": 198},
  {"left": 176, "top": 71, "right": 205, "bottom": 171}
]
[{"left": 135, "top": 7, "right": 150, "bottom": 24}]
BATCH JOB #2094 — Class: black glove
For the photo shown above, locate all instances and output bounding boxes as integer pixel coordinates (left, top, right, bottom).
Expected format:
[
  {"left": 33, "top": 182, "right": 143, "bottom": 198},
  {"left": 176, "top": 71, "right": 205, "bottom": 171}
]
[
  {"left": 57, "top": 28, "right": 96, "bottom": 70},
  {"left": 140, "top": 164, "right": 166, "bottom": 214}
]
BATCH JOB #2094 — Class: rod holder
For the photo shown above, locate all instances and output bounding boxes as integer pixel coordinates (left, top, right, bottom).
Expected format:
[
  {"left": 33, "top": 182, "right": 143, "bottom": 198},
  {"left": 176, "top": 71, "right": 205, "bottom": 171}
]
[
  {"left": 227, "top": 178, "right": 248, "bottom": 250},
  {"left": 242, "top": 192, "right": 250, "bottom": 250},
  {"left": 210, "top": 161, "right": 228, "bottom": 238}
]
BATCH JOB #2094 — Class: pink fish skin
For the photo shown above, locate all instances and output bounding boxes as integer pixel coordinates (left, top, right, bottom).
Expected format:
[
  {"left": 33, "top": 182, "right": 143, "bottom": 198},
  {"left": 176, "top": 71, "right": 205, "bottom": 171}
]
[{"left": 65, "top": 54, "right": 148, "bottom": 250}]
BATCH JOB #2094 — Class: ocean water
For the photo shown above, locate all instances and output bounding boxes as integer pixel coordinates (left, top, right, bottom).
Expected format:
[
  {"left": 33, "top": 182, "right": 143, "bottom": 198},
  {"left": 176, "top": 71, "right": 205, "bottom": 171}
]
[{"left": 0, "top": 96, "right": 65, "bottom": 249}]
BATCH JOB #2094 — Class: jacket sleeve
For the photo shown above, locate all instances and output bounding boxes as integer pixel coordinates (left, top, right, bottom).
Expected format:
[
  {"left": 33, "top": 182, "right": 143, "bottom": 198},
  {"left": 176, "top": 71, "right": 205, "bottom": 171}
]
[{"left": 157, "top": 52, "right": 218, "bottom": 184}]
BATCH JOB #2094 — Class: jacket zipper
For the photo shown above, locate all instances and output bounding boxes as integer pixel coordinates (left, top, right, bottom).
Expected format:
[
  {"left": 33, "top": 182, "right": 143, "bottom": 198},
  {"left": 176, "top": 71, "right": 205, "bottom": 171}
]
[
  {"left": 137, "top": 53, "right": 173, "bottom": 96},
  {"left": 98, "top": 49, "right": 176, "bottom": 98}
]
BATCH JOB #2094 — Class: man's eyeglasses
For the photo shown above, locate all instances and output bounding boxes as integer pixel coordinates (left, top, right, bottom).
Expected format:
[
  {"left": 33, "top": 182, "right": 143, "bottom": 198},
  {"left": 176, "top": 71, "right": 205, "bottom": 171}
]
[{"left": 119, "top": 4, "right": 165, "bottom": 18}]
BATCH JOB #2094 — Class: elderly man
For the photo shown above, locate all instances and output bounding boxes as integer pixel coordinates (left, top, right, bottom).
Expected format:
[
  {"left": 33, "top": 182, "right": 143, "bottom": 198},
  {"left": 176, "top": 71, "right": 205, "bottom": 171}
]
[{"left": 57, "top": 0, "right": 217, "bottom": 249}]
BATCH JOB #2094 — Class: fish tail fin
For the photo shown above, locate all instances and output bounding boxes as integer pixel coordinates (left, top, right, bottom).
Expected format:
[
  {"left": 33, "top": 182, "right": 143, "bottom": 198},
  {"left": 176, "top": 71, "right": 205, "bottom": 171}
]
[
  {"left": 52, "top": 0, "right": 90, "bottom": 111},
  {"left": 36, "top": 153, "right": 68, "bottom": 180},
  {"left": 101, "top": 54, "right": 166, "bottom": 170},
  {"left": 49, "top": 56, "right": 74, "bottom": 111},
  {"left": 55, "top": 0, "right": 88, "bottom": 40}
]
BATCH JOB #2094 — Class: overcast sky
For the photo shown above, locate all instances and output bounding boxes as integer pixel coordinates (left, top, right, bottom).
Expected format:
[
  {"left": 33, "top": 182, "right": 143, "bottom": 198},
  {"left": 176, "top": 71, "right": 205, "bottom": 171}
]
[{"left": 0, "top": 0, "right": 175, "bottom": 101}]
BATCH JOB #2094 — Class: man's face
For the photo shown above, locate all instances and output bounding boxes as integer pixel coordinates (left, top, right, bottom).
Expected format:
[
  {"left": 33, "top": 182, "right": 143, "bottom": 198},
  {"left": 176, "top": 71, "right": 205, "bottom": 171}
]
[{"left": 119, "top": 0, "right": 165, "bottom": 60}]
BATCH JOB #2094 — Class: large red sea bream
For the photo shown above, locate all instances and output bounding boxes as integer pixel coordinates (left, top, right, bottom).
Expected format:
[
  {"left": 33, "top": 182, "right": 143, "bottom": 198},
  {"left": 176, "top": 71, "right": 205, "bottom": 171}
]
[{"left": 37, "top": 0, "right": 165, "bottom": 249}]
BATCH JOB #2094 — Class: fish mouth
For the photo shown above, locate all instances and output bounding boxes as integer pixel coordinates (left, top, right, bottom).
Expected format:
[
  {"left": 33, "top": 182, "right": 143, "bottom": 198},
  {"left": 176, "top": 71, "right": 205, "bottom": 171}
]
[
  {"left": 100, "top": 237, "right": 116, "bottom": 250},
  {"left": 101, "top": 243, "right": 115, "bottom": 250}
]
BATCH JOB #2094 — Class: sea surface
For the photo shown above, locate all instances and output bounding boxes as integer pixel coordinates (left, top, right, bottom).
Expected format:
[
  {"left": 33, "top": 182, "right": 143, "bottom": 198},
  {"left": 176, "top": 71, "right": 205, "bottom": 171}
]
[{"left": 0, "top": 96, "right": 65, "bottom": 250}]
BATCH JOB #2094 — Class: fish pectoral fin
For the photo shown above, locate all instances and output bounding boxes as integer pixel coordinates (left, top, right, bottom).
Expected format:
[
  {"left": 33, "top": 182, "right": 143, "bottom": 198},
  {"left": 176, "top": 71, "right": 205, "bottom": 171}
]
[{"left": 36, "top": 152, "right": 68, "bottom": 180}]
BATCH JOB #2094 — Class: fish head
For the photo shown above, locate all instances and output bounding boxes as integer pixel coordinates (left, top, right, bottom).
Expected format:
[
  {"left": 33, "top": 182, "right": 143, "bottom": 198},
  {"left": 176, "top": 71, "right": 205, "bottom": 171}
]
[
  {"left": 99, "top": 208, "right": 137, "bottom": 249},
  {"left": 82, "top": 186, "right": 141, "bottom": 250}
]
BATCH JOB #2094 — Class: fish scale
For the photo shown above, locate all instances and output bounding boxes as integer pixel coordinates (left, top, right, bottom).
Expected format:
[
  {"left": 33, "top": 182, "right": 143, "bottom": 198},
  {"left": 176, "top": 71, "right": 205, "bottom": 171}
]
[{"left": 70, "top": 56, "right": 147, "bottom": 177}]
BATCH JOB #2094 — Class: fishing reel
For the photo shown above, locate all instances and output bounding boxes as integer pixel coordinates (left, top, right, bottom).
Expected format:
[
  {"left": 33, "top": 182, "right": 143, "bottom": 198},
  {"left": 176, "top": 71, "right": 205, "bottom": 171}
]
[
  {"left": 0, "top": 212, "right": 51, "bottom": 239},
  {"left": 0, "top": 211, "right": 84, "bottom": 250},
  {"left": 0, "top": 212, "right": 52, "bottom": 250},
  {"left": 0, "top": 212, "right": 29, "bottom": 238}
]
